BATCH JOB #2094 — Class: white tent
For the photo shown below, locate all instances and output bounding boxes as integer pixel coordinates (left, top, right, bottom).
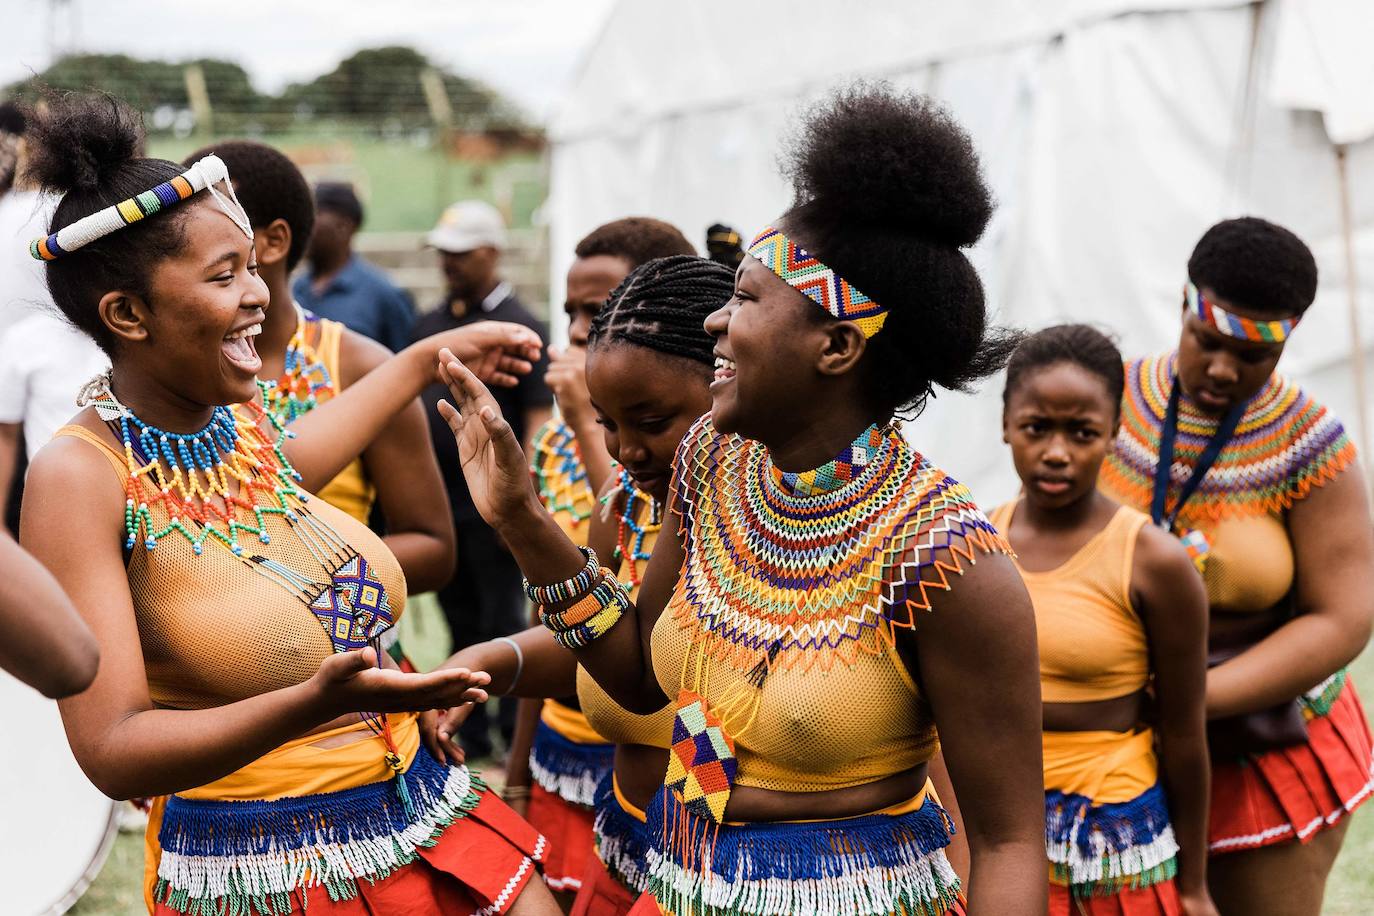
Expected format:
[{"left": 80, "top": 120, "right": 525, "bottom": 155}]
[{"left": 547, "top": 0, "right": 1374, "bottom": 503}]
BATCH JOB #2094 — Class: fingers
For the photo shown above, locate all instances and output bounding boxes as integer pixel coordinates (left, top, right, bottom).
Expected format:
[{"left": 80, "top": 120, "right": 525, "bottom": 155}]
[
  {"left": 477, "top": 403, "right": 526, "bottom": 469},
  {"left": 437, "top": 398, "right": 462, "bottom": 437}
]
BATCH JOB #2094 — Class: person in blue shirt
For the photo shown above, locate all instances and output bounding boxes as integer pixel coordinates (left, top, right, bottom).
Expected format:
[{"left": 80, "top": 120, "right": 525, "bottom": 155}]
[{"left": 292, "top": 182, "right": 415, "bottom": 352}]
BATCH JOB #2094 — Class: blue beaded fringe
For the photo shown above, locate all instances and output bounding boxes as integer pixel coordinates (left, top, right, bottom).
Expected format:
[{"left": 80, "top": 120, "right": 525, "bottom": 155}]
[
  {"left": 529, "top": 718, "right": 615, "bottom": 807},
  {"left": 591, "top": 769, "right": 654, "bottom": 894},
  {"left": 1045, "top": 782, "right": 1178, "bottom": 896}
]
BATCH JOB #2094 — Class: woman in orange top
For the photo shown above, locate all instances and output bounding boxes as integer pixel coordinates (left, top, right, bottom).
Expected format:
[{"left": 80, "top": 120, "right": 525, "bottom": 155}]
[
  {"left": 20, "top": 94, "right": 554, "bottom": 915},
  {"left": 1099, "top": 218, "right": 1374, "bottom": 915},
  {"left": 997, "top": 325, "right": 1215, "bottom": 915}
]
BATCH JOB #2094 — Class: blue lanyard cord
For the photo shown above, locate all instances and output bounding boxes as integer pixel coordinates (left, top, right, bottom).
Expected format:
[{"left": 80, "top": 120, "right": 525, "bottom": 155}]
[{"left": 1151, "top": 377, "right": 1247, "bottom": 530}]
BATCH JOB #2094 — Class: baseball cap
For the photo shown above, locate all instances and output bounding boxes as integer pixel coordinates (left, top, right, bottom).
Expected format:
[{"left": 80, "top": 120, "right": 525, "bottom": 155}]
[{"left": 427, "top": 200, "right": 507, "bottom": 253}]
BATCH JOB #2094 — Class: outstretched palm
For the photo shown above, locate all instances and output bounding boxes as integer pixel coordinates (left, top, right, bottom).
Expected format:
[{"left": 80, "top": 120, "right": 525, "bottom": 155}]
[{"left": 436, "top": 348, "right": 537, "bottom": 527}]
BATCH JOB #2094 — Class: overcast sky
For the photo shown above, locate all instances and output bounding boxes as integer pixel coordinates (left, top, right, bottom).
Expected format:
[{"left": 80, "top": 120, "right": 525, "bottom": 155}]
[{"left": 4, "top": 0, "right": 619, "bottom": 121}]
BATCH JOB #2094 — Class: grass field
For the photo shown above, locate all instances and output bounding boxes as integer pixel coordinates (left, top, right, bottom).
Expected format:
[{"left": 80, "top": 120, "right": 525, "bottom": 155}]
[{"left": 69, "top": 596, "right": 1374, "bottom": 914}]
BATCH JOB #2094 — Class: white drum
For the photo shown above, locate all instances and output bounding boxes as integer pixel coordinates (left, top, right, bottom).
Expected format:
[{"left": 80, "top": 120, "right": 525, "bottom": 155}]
[{"left": 0, "top": 670, "right": 117, "bottom": 915}]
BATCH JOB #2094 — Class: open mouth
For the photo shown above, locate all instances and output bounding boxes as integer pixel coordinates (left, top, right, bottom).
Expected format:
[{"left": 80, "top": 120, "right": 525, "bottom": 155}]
[
  {"left": 713, "top": 354, "right": 737, "bottom": 386},
  {"left": 222, "top": 322, "right": 263, "bottom": 374}
]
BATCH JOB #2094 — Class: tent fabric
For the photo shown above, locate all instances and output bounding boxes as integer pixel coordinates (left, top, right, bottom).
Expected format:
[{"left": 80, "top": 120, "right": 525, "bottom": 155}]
[{"left": 548, "top": 0, "right": 1374, "bottom": 502}]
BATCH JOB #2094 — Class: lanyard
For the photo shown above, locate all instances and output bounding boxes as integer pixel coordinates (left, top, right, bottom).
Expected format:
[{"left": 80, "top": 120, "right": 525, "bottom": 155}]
[{"left": 1151, "top": 377, "right": 1246, "bottom": 530}]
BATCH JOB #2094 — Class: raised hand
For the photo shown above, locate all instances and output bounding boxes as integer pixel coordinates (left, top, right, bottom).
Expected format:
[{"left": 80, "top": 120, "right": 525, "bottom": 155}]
[
  {"left": 436, "top": 348, "right": 541, "bottom": 527},
  {"left": 309, "top": 647, "right": 491, "bottom": 719},
  {"left": 545, "top": 344, "right": 593, "bottom": 428},
  {"left": 421, "top": 320, "right": 543, "bottom": 388}
]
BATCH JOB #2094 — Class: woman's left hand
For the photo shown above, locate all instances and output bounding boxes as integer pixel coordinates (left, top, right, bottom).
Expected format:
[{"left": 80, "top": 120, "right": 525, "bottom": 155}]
[
  {"left": 420, "top": 707, "right": 468, "bottom": 766},
  {"left": 1178, "top": 887, "right": 1221, "bottom": 916},
  {"left": 420, "top": 321, "right": 543, "bottom": 388}
]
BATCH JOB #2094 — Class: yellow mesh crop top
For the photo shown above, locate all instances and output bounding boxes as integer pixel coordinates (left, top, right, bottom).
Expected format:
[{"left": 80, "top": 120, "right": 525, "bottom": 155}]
[
  {"left": 57, "top": 424, "right": 406, "bottom": 710},
  {"left": 648, "top": 416, "right": 1011, "bottom": 793},
  {"left": 577, "top": 478, "right": 675, "bottom": 749},
  {"left": 991, "top": 501, "right": 1150, "bottom": 703},
  {"left": 1101, "top": 353, "right": 1356, "bottom": 614}
]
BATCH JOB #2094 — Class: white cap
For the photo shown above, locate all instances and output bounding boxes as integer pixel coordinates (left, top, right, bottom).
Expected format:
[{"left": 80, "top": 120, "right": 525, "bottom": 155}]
[{"left": 426, "top": 200, "right": 507, "bottom": 253}]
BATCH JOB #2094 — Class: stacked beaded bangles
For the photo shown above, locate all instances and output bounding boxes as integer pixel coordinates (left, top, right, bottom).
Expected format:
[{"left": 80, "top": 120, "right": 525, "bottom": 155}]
[{"left": 524, "top": 547, "right": 631, "bottom": 649}]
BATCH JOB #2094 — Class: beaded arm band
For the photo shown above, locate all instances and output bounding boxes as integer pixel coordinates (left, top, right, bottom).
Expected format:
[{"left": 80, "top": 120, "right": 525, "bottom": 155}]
[
  {"left": 539, "top": 571, "right": 632, "bottom": 650},
  {"left": 30, "top": 154, "right": 252, "bottom": 261},
  {"left": 523, "top": 546, "right": 600, "bottom": 605}
]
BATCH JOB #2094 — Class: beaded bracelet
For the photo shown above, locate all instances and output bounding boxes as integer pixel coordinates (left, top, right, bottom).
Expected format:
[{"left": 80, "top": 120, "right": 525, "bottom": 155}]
[
  {"left": 539, "top": 572, "right": 621, "bottom": 630},
  {"left": 523, "top": 546, "right": 600, "bottom": 605},
  {"left": 542, "top": 581, "right": 632, "bottom": 650}
]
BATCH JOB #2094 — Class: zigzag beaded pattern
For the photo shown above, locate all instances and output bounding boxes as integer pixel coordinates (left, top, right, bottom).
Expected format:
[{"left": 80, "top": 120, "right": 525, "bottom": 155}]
[
  {"left": 529, "top": 418, "right": 596, "bottom": 532},
  {"left": 1187, "top": 282, "right": 1298, "bottom": 343},
  {"left": 747, "top": 227, "right": 888, "bottom": 337},
  {"left": 670, "top": 416, "right": 1009, "bottom": 674},
  {"left": 259, "top": 312, "right": 335, "bottom": 425},
  {"left": 1102, "top": 353, "right": 1355, "bottom": 526}
]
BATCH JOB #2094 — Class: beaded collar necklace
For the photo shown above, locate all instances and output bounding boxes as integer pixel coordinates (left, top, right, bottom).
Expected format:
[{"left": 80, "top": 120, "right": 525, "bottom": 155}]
[
  {"left": 259, "top": 310, "right": 335, "bottom": 426},
  {"left": 768, "top": 422, "right": 888, "bottom": 497},
  {"left": 531, "top": 418, "right": 595, "bottom": 528},
  {"left": 613, "top": 468, "right": 662, "bottom": 590}
]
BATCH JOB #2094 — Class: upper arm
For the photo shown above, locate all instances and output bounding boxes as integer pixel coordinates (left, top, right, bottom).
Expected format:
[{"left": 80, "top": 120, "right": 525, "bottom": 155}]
[
  {"left": 20, "top": 437, "right": 156, "bottom": 774},
  {"left": 1132, "top": 523, "right": 1208, "bottom": 728},
  {"left": 909, "top": 547, "right": 1043, "bottom": 845},
  {"left": 1288, "top": 463, "right": 1374, "bottom": 641}
]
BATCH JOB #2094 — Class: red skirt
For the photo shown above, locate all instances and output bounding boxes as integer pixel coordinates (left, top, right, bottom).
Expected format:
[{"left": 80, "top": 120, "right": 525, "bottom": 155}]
[
  {"left": 1209, "top": 677, "right": 1374, "bottom": 854},
  {"left": 627, "top": 891, "right": 971, "bottom": 915},
  {"left": 528, "top": 781, "right": 597, "bottom": 892},
  {"left": 152, "top": 787, "right": 544, "bottom": 915},
  {"left": 570, "top": 846, "right": 639, "bottom": 916},
  {"left": 1049, "top": 880, "right": 1181, "bottom": 915}
]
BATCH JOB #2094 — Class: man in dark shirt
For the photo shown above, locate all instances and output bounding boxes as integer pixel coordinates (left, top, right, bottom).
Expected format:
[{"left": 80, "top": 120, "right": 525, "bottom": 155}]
[
  {"left": 293, "top": 183, "right": 416, "bottom": 352},
  {"left": 414, "top": 199, "right": 553, "bottom": 759}
]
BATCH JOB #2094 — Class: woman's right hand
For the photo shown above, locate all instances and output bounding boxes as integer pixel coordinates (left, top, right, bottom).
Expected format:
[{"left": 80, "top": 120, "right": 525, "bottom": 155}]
[
  {"left": 310, "top": 647, "right": 491, "bottom": 720},
  {"left": 436, "top": 348, "right": 541, "bottom": 527}
]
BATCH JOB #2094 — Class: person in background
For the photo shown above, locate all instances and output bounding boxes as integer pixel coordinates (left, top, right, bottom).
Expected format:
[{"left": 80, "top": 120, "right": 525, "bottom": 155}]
[
  {"left": 292, "top": 181, "right": 415, "bottom": 353},
  {"left": 416, "top": 199, "right": 553, "bottom": 760},
  {"left": 704, "top": 222, "right": 745, "bottom": 270},
  {"left": 0, "top": 103, "right": 109, "bottom": 528}
]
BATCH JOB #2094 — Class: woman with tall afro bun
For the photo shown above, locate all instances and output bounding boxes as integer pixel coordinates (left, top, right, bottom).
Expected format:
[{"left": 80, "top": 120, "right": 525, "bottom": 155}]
[
  {"left": 1100, "top": 218, "right": 1374, "bottom": 915},
  {"left": 19, "top": 90, "right": 562, "bottom": 915},
  {"left": 435, "top": 82, "right": 1047, "bottom": 915}
]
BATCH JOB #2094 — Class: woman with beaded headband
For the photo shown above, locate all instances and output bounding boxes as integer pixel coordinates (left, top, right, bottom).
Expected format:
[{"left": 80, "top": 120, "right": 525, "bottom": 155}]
[
  {"left": 19, "top": 93, "right": 560, "bottom": 915},
  {"left": 431, "top": 254, "right": 730, "bottom": 915},
  {"left": 1098, "top": 217, "right": 1374, "bottom": 915},
  {"left": 503, "top": 217, "right": 696, "bottom": 904},
  {"left": 998, "top": 325, "right": 1216, "bottom": 915},
  {"left": 436, "top": 84, "right": 1046, "bottom": 915}
]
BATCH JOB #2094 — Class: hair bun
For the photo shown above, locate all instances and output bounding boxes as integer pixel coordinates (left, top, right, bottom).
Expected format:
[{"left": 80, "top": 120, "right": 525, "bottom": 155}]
[
  {"left": 24, "top": 91, "right": 145, "bottom": 196},
  {"left": 784, "top": 83, "right": 992, "bottom": 248}
]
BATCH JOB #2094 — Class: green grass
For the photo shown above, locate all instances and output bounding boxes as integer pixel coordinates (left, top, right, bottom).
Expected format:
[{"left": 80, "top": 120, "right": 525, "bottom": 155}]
[{"left": 69, "top": 608, "right": 1374, "bottom": 913}]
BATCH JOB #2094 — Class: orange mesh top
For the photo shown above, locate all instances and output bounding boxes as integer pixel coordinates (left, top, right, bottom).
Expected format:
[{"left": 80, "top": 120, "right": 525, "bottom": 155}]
[
  {"left": 990, "top": 501, "right": 1150, "bottom": 703},
  {"left": 56, "top": 424, "right": 406, "bottom": 710}
]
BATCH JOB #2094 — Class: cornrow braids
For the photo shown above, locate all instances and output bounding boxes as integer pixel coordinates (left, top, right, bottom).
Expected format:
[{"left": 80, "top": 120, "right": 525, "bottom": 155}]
[{"left": 588, "top": 254, "right": 731, "bottom": 368}]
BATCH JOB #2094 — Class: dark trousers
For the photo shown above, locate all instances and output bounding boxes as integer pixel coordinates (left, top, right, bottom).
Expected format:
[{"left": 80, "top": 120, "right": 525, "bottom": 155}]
[{"left": 438, "top": 518, "right": 527, "bottom": 758}]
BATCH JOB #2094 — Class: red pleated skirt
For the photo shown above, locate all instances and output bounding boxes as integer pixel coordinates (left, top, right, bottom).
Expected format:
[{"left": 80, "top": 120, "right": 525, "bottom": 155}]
[
  {"left": 570, "top": 846, "right": 639, "bottom": 916},
  {"left": 1049, "top": 879, "right": 1182, "bottom": 915},
  {"left": 627, "top": 891, "right": 971, "bottom": 915},
  {"left": 151, "top": 788, "right": 545, "bottom": 915},
  {"left": 528, "top": 780, "right": 598, "bottom": 892},
  {"left": 1209, "top": 677, "right": 1374, "bottom": 854}
]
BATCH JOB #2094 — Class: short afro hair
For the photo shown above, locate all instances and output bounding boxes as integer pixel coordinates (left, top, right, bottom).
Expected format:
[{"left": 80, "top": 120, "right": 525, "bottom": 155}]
[
  {"left": 1187, "top": 217, "right": 1317, "bottom": 318},
  {"left": 779, "top": 82, "right": 1018, "bottom": 417},
  {"left": 574, "top": 217, "right": 696, "bottom": 270},
  {"left": 1003, "top": 324, "right": 1124, "bottom": 419},
  {"left": 184, "top": 140, "right": 315, "bottom": 271}
]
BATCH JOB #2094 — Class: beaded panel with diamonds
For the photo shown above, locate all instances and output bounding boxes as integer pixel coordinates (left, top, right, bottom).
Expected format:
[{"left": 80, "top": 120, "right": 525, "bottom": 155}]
[
  {"left": 1102, "top": 352, "right": 1355, "bottom": 528},
  {"left": 669, "top": 416, "right": 1010, "bottom": 675}
]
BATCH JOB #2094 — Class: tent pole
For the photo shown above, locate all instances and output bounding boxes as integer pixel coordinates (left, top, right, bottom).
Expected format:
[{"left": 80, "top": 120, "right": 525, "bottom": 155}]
[{"left": 1334, "top": 144, "right": 1372, "bottom": 490}]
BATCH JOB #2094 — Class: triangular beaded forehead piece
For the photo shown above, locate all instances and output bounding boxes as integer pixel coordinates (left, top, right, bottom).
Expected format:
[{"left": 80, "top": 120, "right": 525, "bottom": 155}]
[{"left": 747, "top": 226, "right": 889, "bottom": 337}]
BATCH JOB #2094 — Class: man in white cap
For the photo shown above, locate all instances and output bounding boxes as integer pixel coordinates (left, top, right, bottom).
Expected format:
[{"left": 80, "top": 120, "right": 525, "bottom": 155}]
[{"left": 415, "top": 199, "right": 552, "bottom": 760}]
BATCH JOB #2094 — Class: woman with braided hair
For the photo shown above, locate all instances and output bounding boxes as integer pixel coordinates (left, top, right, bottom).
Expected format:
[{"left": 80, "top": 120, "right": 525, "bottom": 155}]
[
  {"left": 435, "top": 83, "right": 1045, "bottom": 915},
  {"left": 430, "top": 254, "right": 730, "bottom": 914}
]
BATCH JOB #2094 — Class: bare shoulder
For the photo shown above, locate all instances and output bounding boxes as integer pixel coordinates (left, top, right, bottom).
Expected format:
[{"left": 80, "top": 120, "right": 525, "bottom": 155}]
[
  {"left": 337, "top": 326, "right": 393, "bottom": 387},
  {"left": 24, "top": 417, "right": 126, "bottom": 541},
  {"left": 1132, "top": 517, "right": 1195, "bottom": 580}
]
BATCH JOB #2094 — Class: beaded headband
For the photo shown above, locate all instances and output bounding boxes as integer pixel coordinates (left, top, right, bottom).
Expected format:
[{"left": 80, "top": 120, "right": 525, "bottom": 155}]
[
  {"left": 1185, "top": 281, "right": 1298, "bottom": 343},
  {"left": 747, "top": 226, "right": 888, "bottom": 337},
  {"left": 29, "top": 154, "right": 251, "bottom": 261}
]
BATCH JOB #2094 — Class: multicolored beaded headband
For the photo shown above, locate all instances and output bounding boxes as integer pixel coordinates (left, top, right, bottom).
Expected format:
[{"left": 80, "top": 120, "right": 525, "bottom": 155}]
[
  {"left": 747, "top": 226, "right": 888, "bottom": 337},
  {"left": 1185, "top": 281, "right": 1298, "bottom": 343},
  {"left": 29, "top": 154, "right": 250, "bottom": 261}
]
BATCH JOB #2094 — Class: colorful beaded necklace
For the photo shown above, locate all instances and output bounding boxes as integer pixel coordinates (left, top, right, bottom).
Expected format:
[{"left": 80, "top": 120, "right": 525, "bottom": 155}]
[
  {"left": 663, "top": 416, "right": 1008, "bottom": 824},
  {"left": 530, "top": 417, "right": 596, "bottom": 531},
  {"left": 83, "top": 377, "right": 412, "bottom": 806},
  {"left": 612, "top": 468, "right": 661, "bottom": 591},
  {"left": 1103, "top": 352, "right": 1354, "bottom": 529},
  {"left": 258, "top": 310, "right": 335, "bottom": 426}
]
